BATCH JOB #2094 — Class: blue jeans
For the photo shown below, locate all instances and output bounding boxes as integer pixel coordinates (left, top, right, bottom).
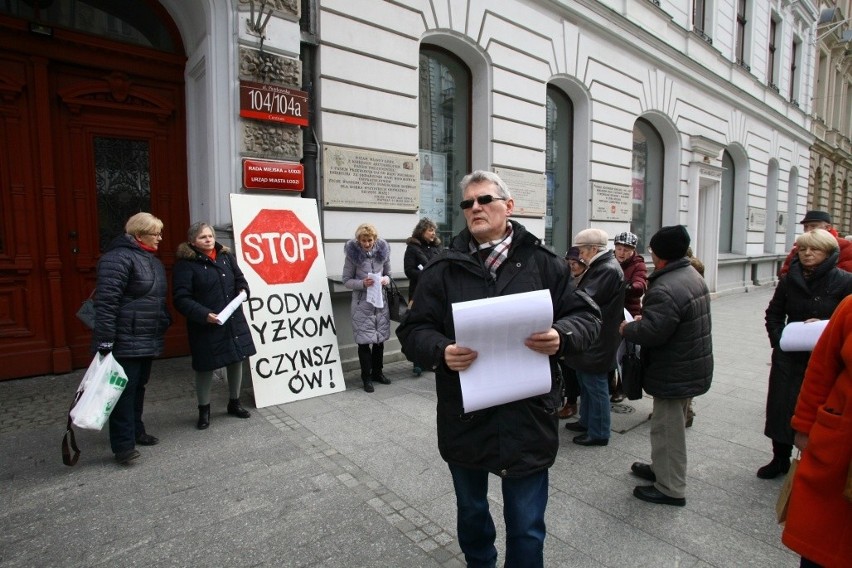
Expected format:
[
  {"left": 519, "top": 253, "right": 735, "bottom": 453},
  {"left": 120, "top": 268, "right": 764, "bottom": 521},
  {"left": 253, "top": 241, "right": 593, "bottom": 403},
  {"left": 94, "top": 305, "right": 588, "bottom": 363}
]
[
  {"left": 448, "top": 464, "right": 548, "bottom": 568},
  {"left": 108, "top": 357, "right": 153, "bottom": 454},
  {"left": 576, "top": 370, "right": 611, "bottom": 440}
]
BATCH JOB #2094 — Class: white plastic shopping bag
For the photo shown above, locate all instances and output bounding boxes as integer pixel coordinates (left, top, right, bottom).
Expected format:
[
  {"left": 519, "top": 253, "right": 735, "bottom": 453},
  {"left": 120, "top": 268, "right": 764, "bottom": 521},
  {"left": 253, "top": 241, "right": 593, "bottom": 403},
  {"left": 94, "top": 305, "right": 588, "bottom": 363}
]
[{"left": 69, "top": 353, "right": 129, "bottom": 431}]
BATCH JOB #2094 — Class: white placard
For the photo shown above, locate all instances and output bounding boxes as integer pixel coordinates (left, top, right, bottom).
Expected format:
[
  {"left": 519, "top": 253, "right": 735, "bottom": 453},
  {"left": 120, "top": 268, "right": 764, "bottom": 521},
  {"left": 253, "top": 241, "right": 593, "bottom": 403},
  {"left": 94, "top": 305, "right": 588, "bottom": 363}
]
[
  {"left": 230, "top": 194, "right": 346, "bottom": 408},
  {"left": 452, "top": 290, "right": 553, "bottom": 412}
]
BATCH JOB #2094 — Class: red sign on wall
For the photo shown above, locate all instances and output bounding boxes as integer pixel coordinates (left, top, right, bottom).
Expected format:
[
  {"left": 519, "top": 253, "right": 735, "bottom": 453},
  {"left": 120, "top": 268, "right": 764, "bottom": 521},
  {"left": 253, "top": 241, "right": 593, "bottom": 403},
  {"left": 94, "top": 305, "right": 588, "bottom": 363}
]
[
  {"left": 239, "top": 80, "right": 309, "bottom": 127},
  {"left": 243, "top": 159, "right": 304, "bottom": 191}
]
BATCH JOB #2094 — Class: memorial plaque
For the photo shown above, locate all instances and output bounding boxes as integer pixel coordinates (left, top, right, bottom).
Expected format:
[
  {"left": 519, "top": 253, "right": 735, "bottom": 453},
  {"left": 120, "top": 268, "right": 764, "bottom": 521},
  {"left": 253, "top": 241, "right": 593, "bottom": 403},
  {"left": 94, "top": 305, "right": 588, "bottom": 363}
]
[
  {"left": 323, "top": 146, "right": 419, "bottom": 211},
  {"left": 492, "top": 168, "right": 546, "bottom": 217},
  {"left": 591, "top": 182, "right": 631, "bottom": 221},
  {"left": 748, "top": 207, "right": 767, "bottom": 231}
]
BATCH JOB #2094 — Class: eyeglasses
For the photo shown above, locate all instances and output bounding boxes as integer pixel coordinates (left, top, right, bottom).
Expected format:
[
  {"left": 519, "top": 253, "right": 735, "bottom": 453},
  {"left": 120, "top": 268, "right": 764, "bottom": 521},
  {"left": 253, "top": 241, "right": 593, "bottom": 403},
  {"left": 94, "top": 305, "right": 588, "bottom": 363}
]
[
  {"left": 145, "top": 232, "right": 163, "bottom": 238},
  {"left": 459, "top": 195, "right": 508, "bottom": 210}
]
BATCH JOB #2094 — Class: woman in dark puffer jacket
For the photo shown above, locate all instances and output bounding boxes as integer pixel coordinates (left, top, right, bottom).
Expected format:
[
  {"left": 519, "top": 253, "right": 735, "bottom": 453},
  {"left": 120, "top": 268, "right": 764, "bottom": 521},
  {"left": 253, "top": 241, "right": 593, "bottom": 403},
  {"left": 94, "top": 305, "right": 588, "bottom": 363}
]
[
  {"left": 173, "top": 222, "right": 256, "bottom": 430},
  {"left": 94, "top": 212, "right": 171, "bottom": 465},
  {"left": 403, "top": 217, "right": 442, "bottom": 376}
]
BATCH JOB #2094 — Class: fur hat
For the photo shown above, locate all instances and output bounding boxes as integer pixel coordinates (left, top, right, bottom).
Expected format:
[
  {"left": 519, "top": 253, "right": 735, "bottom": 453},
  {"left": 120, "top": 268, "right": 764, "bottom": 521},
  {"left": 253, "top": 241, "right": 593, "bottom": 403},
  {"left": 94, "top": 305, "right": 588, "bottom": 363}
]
[
  {"left": 649, "top": 225, "right": 690, "bottom": 261},
  {"left": 613, "top": 231, "right": 638, "bottom": 248}
]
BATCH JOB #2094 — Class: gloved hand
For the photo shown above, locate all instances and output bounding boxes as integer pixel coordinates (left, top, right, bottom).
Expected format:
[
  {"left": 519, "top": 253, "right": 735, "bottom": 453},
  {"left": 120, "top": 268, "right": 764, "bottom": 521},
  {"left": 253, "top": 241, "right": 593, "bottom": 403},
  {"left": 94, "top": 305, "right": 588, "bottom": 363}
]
[{"left": 97, "top": 342, "right": 113, "bottom": 356}]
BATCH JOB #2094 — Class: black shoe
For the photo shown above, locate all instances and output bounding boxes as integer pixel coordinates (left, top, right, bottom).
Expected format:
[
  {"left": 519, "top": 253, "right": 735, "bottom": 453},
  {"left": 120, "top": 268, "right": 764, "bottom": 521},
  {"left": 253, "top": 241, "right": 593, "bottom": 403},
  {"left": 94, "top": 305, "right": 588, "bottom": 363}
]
[
  {"left": 630, "top": 462, "right": 656, "bottom": 482},
  {"left": 413, "top": 366, "right": 422, "bottom": 377},
  {"left": 363, "top": 380, "right": 375, "bottom": 393},
  {"left": 114, "top": 449, "right": 140, "bottom": 465},
  {"left": 572, "top": 434, "right": 608, "bottom": 446},
  {"left": 633, "top": 485, "right": 685, "bottom": 507},
  {"left": 756, "top": 458, "right": 790, "bottom": 479},
  {"left": 373, "top": 373, "right": 391, "bottom": 385},
  {"left": 135, "top": 433, "right": 159, "bottom": 446},
  {"left": 564, "top": 421, "right": 588, "bottom": 432},
  {"left": 197, "top": 404, "right": 210, "bottom": 430},
  {"left": 227, "top": 399, "right": 251, "bottom": 419}
]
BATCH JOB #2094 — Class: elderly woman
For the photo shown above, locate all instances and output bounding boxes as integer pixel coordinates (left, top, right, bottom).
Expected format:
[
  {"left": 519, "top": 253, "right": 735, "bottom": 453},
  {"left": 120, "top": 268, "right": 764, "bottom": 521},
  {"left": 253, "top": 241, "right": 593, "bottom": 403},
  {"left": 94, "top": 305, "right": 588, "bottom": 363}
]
[
  {"left": 759, "top": 229, "right": 852, "bottom": 479},
  {"left": 782, "top": 294, "right": 852, "bottom": 568},
  {"left": 343, "top": 223, "right": 392, "bottom": 392},
  {"left": 94, "top": 212, "right": 171, "bottom": 465},
  {"left": 613, "top": 231, "right": 648, "bottom": 318},
  {"left": 173, "top": 222, "right": 256, "bottom": 430},
  {"left": 404, "top": 218, "right": 442, "bottom": 376}
]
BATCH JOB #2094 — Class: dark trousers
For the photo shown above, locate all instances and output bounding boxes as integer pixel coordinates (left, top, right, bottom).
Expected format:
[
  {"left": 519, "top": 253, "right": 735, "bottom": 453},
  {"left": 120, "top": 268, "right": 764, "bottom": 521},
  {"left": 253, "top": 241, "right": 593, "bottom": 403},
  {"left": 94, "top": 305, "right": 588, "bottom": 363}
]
[
  {"left": 108, "top": 357, "right": 153, "bottom": 454},
  {"left": 357, "top": 343, "right": 384, "bottom": 378},
  {"left": 449, "top": 464, "right": 548, "bottom": 568}
]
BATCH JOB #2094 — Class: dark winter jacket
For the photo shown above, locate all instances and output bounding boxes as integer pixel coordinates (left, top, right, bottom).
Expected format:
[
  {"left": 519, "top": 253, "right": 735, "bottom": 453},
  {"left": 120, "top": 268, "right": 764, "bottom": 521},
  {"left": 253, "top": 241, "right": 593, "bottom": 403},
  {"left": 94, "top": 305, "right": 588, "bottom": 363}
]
[
  {"left": 396, "top": 221, "right": 601, "bottom": 478},
  {"left": 403, "top": 236, "right": 442, "bottom": 301},
  {"left": 173, "top": 242, "right": 257, "bottom": 372},
  {"left": 621, "top": 257, "right": 713, "bottom": 399},
  {"left": 571, "top": 250, "right": 625, "bottom": 373},
  {"left": 94, "top": 234, "right": 171, "bottom": 358},
  {"left": 343, "top": 238, "right": 391, "bottom": 345},
  {"left": 620, "top": 253, "right": 648, "bottom": 317},
  {"left": 762, "top": 251, "right": 852, "bottom": 444}
]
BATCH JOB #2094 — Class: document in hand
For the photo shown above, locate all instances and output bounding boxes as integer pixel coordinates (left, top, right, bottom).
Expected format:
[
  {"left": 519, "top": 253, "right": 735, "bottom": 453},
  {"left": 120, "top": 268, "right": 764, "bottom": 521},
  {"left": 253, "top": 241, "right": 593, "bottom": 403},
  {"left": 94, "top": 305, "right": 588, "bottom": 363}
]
[
  {"left": 217, "top": 290, "right": 248, "bottom": 325},
  {"left": 779, "top": 320, "right": 829, "bottom": 351},
  {"left": 452, "top": 289, "right": 553, "bottom": 412}
]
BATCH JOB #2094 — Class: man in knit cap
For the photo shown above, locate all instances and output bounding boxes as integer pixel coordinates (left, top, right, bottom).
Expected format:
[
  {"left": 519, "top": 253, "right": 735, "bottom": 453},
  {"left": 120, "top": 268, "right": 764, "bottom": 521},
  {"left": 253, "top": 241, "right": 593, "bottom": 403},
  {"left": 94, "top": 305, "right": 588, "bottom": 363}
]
[{"left": 619, "top": 225, "right": 713, "bottom": 506}]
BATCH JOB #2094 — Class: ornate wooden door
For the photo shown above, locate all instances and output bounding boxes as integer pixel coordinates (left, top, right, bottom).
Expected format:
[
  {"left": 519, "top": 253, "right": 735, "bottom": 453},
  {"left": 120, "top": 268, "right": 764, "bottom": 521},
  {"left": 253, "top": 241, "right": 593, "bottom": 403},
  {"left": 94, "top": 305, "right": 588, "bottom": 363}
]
[{"left": 0, "top": 15, "right": 188, "bottom": 379}]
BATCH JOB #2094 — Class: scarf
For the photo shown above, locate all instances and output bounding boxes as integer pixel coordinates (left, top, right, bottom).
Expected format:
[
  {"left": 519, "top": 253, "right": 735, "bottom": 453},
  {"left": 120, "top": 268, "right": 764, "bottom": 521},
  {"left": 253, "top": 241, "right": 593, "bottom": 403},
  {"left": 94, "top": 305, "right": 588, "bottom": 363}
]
[{"left": 469, "top": 223, "right": 513, "bottom": 280}]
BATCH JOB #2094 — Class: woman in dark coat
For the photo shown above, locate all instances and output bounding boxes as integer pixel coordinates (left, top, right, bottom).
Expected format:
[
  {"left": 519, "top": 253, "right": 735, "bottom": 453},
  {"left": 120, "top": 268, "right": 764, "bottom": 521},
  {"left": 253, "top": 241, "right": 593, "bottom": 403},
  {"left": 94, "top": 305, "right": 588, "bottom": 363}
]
[
  {"left": 403, "top": 217, "right": 441, "bottom": 376},
  {"left": 94, "top": 212, "right": 171, "bottom": 465},
  {"left": 760, "top": 229, "right": 852, "bottom": 479},
  {"left": 173, "top": 222, "right": 256, "bottom": 430},
  {"left": 343, "top": 223, "right": 392, "bottom": 393}
]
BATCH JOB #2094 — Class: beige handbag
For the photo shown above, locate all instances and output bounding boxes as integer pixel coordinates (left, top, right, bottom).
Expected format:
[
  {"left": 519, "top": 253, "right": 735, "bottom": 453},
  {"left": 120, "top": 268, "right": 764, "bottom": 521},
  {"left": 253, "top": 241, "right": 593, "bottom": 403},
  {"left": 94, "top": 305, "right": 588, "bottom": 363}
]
[{"left": 775, "top": 453, "right": 800, "bottom": 524}]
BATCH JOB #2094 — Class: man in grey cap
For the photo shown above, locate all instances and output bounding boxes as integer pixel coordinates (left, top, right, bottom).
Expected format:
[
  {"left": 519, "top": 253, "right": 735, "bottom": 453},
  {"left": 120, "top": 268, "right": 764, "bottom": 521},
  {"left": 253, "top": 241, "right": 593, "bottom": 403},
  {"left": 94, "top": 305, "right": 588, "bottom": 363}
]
[
  {"left": 779, "top": 210, "right": 852, "bottom": 275},
  {"left": 564, "top": 228, "right": 625, "bottom": 446}
]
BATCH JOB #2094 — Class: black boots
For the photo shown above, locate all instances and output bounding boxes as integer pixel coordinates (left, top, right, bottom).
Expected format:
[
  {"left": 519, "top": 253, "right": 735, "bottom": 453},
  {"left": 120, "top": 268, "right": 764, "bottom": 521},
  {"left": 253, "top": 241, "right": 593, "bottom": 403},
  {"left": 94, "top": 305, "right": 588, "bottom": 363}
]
[
  {"left": 757, "top": 440, "right": 793, "bottom": 479},
  {"left": 227, "top": 398, "right": 251, "bottom": 419},
  {"left": 197, "top": 404, "right": 210, "bottom": 430},
  {"left": 362, "top": 376, "right": 375, "bottom": 393}
]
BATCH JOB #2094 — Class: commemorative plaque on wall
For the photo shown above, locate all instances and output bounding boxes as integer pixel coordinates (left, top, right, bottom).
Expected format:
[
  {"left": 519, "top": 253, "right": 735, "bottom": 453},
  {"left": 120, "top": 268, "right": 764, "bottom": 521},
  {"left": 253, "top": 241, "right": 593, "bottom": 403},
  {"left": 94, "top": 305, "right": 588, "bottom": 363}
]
[
  {"left": 492, "top": 167, "right": 546, "bottom": 218},
  {"left": 322, "top": 145, "right": 419, "bottom": 211}
]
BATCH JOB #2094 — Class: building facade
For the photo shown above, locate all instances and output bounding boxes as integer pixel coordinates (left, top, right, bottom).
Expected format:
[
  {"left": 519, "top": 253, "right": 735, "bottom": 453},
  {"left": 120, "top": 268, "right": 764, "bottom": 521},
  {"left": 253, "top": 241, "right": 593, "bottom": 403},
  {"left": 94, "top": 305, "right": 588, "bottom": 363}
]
[
  {"left": 0, "top": 0, "right": 820, "bottom": 378},
  {"left": 809, "top": 1, "right": 852, "bottom": 236}
]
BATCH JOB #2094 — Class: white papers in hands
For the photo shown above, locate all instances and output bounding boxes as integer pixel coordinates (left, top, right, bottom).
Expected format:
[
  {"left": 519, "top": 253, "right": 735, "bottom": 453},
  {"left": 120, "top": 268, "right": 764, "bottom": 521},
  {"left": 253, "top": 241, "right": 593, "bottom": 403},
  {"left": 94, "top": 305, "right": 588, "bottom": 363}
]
[
  {"left": 365, "top": 272, "right": 384, "bottom": 308},
  {"left": 452, "top": 289, "right": 554, "bottom": 413},
  {"left": 779, "top": 320, "right": 829, "bottom": 352},
  {"left": 216, "top": 290, "right": 248, "bottom": 325}
]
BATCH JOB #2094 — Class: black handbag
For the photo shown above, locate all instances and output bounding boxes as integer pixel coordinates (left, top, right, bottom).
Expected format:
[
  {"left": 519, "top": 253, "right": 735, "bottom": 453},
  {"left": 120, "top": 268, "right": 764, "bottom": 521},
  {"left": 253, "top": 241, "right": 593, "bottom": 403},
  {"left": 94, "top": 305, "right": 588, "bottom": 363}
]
[
  {"left": 387, "top": 278, "right": 409, "bottom": 323},
  {"left": 620, "top": 341, "right": 643, "bottom": 400}
]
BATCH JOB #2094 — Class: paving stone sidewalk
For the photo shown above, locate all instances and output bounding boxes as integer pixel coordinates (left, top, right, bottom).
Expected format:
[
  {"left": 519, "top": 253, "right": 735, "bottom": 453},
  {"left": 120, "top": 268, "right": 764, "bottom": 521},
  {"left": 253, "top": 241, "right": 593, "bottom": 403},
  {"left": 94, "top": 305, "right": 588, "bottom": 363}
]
[{"left": 0, "top": 285, "right": 799, "bottom": 567}]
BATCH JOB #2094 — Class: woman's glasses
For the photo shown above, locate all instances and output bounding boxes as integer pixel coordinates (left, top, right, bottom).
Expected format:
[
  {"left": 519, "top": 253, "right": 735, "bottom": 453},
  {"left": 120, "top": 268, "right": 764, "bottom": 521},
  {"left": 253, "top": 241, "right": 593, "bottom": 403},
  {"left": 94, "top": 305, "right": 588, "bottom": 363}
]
[{"left": 459, "top": 195, "right": 508, "bottom": 210}]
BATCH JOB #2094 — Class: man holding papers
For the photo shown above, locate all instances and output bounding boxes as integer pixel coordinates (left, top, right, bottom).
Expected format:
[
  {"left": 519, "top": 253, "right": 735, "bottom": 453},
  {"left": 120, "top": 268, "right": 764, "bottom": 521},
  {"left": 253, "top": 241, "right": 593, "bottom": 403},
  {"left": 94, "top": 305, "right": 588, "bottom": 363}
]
[{"left": 397, "top": 170, "right": 600, "bottom": 568}]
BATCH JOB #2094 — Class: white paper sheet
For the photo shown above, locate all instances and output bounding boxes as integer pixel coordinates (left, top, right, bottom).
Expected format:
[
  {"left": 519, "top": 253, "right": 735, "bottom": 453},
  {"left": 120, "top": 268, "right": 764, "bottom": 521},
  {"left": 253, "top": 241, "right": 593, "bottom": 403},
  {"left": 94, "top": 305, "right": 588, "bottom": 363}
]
[
  {"left": 452, "top": 289, "right": 554, "bottom": 412},
  {"left": 216, "top": 290, "right": 248, "bottom": 325},
  {"left": 779, "top": 320, "right": 829, "bottom": 352},
  {"left": 366, "top": 272, "right": 384, "bottom": 308}
]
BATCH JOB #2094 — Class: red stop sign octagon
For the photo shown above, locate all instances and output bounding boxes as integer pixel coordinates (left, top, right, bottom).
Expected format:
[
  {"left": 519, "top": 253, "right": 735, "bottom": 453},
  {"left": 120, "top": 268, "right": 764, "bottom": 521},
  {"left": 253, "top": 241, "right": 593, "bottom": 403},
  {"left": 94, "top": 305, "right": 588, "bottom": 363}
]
[{"left": 240, "top": 209, "right": 318, "bottom": 284}]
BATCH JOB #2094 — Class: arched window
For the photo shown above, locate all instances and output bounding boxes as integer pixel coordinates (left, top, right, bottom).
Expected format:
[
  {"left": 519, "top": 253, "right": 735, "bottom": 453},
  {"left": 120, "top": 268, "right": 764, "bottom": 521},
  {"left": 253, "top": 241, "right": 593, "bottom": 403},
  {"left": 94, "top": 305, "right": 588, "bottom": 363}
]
[
  {"left": 545, "top": 86, "right": 573, "bottom": 254},
  {"left": 0, "top": 0, "right": 180, "bottom": 52},
  {"left": 720, "top": 150, "right": 735, "bottom": 252},
  {"left": 419, "top": 47, "right": 471, "bottom": 243},
  {"left": 631, "top": 119, "right": 664, "bottom": 250},
  {"left": 764, "top": 160, "right": 779, "bottom": 253}
]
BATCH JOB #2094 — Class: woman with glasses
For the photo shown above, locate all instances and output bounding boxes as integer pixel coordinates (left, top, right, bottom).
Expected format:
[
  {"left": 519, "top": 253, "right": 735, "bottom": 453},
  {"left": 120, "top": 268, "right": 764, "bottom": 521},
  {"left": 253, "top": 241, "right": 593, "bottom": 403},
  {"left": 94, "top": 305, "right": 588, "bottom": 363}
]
[
  {"left": 173, "top": 222, "right": 256, "bottom": 430},
  {"left": 760, "top": 229, "right": 852, "bottom": 479},
  {"left": 404, "top": 217, "right": 442, "bottom": 376},
  {"left": 93, "top": 212, "right": 172, "bottom": 465}
]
